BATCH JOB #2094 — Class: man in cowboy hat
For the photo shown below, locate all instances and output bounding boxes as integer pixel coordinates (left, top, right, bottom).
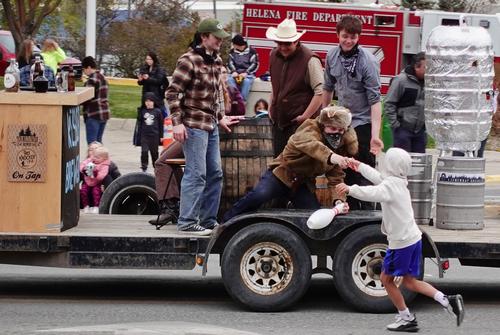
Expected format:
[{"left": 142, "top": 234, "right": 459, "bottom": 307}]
[
  {"left": 266, "top": 18, "right": 324, "bottom": 157},
  {"left": 165, "top": 18, "right": 241, "bottom": 235},
  {"left": 223, "top": 106, "right": 358, "bottom": 222}
]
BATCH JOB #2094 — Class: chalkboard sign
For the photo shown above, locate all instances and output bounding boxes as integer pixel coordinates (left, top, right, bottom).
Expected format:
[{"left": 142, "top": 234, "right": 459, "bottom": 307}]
[{"left": 61, "top": 105, "right": 81, "bottom": 231}]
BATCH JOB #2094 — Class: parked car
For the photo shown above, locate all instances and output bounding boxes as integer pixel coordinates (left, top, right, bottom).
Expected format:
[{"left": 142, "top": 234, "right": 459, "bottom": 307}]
[{"left": 0, "top": 30, "right": 16, "bottom": 76}]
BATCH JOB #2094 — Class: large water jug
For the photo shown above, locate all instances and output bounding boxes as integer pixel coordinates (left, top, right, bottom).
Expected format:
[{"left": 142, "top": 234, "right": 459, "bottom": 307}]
[{"left": 425, "top": 24, "right": 494, "bottom": 153}]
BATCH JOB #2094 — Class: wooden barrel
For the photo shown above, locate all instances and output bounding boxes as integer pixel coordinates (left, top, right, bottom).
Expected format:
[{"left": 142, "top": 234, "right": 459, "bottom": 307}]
[
  {"left": 315, "top": 175, "right": 343, "bottom": 208},
  {"left": 219, "top": 118, "right": 274, "bottom": 214}
]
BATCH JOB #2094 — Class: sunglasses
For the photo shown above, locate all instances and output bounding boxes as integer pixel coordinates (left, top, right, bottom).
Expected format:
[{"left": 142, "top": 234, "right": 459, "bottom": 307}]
[{"left": 276, "top": 41, "right": 293, "bottom": 46}]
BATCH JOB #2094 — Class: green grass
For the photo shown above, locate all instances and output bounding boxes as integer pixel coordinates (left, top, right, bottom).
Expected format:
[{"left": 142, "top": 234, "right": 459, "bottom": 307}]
[
  {"left": 1, "top": 77, "right": 140, "bottom": 118},
  {"left": 108, "top": 84, "right": 141, "bottom": 118}
]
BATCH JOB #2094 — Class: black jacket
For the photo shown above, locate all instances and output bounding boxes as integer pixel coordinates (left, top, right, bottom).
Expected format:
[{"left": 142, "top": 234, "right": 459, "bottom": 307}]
[{"left": 138, "top": 65, "right": 169, "bottom": 106}]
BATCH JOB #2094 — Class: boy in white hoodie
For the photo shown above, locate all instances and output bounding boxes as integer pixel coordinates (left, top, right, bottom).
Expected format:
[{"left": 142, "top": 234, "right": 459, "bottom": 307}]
[{"left": 336, "top": 148, "right": 464, "bottom": 332}]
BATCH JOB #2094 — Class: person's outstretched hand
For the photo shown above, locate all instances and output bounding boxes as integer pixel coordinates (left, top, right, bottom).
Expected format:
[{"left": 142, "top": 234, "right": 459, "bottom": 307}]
[
  {"left": 330, "top": 153, "right": 349, "bottom": 169},
  {"left": 347, "top": 158, "right": 361, "bottom": 171},
  {"left": 220, "top": 115, "right": 244, "bottom": 133},
  {"left": 370, "top": 137, "right": 384, "bottom": 155},
  {"left": 173, "top": 124, "right": 188, "bottom": 143},
  {"left": 335, "top": 183, "right": 350, "bottom": 197}
]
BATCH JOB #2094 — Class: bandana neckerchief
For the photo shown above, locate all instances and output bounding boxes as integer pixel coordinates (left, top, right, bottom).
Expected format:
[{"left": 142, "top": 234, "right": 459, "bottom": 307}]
[{"left": 339, "top": 44, "right": 359, "bottom": 77}]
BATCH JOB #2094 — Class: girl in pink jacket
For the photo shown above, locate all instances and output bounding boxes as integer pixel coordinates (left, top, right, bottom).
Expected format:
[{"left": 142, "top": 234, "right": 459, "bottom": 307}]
[{"left": 80, "top": 146, "right": 110, "bottom": 213}]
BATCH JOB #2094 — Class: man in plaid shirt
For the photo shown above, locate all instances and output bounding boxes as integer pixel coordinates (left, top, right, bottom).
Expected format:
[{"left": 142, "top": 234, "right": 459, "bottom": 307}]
[
  {"left": 166, "top": 18, "right": 240, "bottom": 235},
  {"left": 82, "top": 56, "right": 110, "bottom": 144}
]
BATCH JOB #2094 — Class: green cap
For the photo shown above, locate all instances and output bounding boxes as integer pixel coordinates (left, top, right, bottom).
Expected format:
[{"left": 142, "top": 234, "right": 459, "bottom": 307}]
[{"left": 198, "top": 18, "right": 230, "bottom": 39}]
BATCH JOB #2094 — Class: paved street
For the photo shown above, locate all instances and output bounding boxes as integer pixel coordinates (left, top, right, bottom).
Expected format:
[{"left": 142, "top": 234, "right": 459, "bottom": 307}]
[{"left": 0, "top": 258, "right": 500, "bottom": 334}]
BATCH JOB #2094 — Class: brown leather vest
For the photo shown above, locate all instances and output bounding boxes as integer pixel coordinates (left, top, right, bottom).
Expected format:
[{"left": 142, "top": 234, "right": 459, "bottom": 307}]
[{"left": 270, "top": 44, "right": 319, "bottom": 128}]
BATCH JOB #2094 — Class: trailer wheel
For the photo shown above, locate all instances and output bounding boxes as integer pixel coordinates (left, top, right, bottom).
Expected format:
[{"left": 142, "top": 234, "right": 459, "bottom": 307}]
[
  {"left": 221, "top": 223, "right": 311, "bottom": 312},
  {"left": 99, "top": 172, "right": 159, "bottom": 215},
  {"left": 333, "top": 225, "right": 419, "bottom": 313}
]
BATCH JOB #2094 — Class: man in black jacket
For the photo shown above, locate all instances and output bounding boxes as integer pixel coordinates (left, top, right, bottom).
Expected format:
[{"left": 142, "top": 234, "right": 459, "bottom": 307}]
[{"left": 385, "top": 52, "right": 426, "bottom": 153}]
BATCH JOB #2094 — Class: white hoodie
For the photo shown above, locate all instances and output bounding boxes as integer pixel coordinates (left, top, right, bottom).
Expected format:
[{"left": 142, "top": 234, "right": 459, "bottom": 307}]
[{"left": 348, "top": 148, "right": 422, "bottom": 249}]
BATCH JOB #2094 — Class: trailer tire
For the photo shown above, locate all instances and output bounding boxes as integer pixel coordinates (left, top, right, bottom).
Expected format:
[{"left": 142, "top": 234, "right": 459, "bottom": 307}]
[
  {"left": 333, "top": 224, "right": 419, "bottom": 313},
  {"left": 221, "top": 223, "right": 311, "bottom": 312},
  {"left": 99, "top": 172, "right": 159, "bottom": 215}
]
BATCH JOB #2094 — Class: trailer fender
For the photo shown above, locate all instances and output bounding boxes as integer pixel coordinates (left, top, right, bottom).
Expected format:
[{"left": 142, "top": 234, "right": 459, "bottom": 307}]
[{"left": 421, "top": 230, "right": 446, "bottom": 278}]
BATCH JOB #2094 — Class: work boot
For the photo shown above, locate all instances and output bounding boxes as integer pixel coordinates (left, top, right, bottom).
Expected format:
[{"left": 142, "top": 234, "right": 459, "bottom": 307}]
[{"left": 148, "top": 199, "right": 179, "bottom": 227}]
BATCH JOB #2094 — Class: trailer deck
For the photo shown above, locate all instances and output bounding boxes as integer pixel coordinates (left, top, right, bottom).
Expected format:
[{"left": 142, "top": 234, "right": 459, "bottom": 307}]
[
  {"left": 420, "top": 218, "right": 500, "bottom": 264},
  {"left": 0, "top": 215, "right": 210, "bottom": 269}
]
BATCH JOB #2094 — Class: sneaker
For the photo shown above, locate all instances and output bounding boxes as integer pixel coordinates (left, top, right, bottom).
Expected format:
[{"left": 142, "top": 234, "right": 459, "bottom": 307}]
[
  {"left": 204, "top": 222, "right": 220, "bottom": 230},
  {"left": 82, "top": 206, "right": 90, "bottom": 214},
  {"left": 387, "top": 314, "right": 419, "bottom": 332},
  {"left": 90, "top": 207, "right": 99, "bottom": 214},
  {"left": 178, "top": 224, "right": 212, "bottom": 236},
  {"left": 446, "top": 294, "right": 465, "bottom": 326}
]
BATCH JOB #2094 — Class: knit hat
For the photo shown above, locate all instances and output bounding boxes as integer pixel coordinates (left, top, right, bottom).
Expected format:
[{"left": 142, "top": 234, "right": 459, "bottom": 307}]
[
  {"left": 318, "top": 106, "right": 352, "bottom": 130},
  {"left": 232, "top": 34, "right": 246, "bottom": 46},
  {"left": 198, "top": 18, "right": 230, "bottom": 39}
]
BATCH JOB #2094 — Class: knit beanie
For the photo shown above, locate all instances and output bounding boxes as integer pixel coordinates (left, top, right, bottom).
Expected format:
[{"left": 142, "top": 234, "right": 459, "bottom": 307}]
[{"left": 232, "top": 34, "right": 246, "bottom": 46}]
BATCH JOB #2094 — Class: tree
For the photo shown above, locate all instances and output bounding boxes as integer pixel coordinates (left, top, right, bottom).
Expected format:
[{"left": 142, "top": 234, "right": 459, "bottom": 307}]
[
  {"left": 438, "top": 0, "right": 498, "bottom": 13},
  {"left": 400, "top": 0, "right": 436, "bottom": 10},
  {"left": 102, "top": 0, "right": 198, "bottom": 76},
  {"left": 0, "top": 0, "right": 62, "bottom": 51}
]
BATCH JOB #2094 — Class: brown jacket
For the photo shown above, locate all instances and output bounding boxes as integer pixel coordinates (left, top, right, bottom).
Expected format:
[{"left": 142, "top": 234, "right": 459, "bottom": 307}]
[{"left": 270, "top": 118, "right": 358, "bottom": 197}]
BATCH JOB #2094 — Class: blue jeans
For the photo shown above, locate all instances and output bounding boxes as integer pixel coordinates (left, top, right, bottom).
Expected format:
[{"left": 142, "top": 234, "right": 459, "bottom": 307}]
[
  {"left": 85, "top": 118, "right": 107, "bottom": 144},
  {"left": 178, "top": 124, "right": 223, "bottom": 229},
  {"left": 392, "top": 127, "right": 427, "bottom": 153},
  {"left": 228, "top": 75, "right": 254, "bottom": 101},
  {"left": 223, "top": 170, "right": 320, "bottom": 222}
]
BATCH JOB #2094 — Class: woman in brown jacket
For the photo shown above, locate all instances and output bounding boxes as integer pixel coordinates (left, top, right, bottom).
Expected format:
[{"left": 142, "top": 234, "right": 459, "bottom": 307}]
[{"left": 223, "top": 106, "right": 358, "bottom": 222}]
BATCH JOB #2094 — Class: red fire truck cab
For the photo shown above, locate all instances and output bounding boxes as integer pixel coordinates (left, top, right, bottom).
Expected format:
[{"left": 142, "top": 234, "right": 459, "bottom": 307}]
[{"left": 242, "top": 1, "right": 500, "bottom": 93}]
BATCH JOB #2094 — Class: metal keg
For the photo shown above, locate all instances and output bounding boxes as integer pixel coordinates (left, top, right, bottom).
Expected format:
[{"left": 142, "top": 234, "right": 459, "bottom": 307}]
[
  {"left": 435, "top": 157, "right": 485, "bottom": 230},
  {"left": 408, "top": 153, "right": 433, "bottom": 225},
  {"left": 425, "top": 25, "right": 494, "bottom": 153}
]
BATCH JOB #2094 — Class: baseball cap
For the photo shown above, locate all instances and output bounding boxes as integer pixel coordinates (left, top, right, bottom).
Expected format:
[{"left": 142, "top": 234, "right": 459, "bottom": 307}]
[{"left": 198, "top": 18, "right": 230, "bottom": 39}]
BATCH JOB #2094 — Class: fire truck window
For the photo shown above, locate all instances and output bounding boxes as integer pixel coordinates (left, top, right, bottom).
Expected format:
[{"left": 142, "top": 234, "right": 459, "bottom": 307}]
[
  {"left": 441, "top": 18, "right": 460, "bottom": 26},
  {"left": 479, "top": 20, "right": 490, "bottom": 29},
  {"left": 374, "top": 15, "right": 396, "bottom": 27}
]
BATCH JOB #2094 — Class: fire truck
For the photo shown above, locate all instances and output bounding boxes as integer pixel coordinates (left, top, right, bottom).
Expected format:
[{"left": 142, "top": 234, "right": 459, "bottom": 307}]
[{"left": 242, "top": 1, "right": 500, "bottom": 93}]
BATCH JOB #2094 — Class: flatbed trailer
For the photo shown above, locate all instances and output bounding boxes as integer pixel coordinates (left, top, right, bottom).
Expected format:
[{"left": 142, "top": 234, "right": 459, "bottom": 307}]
[{"left": 1, "top": 210, "right": 499, "bottom": 313}]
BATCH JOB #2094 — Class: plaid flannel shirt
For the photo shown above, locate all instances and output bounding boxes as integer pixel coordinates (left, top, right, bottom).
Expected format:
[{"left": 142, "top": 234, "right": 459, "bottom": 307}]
[
  {"left": 166, "top": 50, "right": 225, "bottom": 131},
  {"left": 83, "top": 70, "right": 110, "bottom": 121}
]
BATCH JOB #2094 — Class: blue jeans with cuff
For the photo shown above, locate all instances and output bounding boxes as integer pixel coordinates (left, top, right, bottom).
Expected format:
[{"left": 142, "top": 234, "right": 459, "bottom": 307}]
[{"left": 178, "top": 124, "right": 223, "bottom": 230}]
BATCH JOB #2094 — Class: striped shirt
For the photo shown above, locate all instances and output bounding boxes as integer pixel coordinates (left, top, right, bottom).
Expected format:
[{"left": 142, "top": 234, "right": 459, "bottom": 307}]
[
  {"left": 83, "top": 70, "right": 110, "bottom": 121},
  {"left": 166, "top": 49, "right": 225, "bottom": 131}
]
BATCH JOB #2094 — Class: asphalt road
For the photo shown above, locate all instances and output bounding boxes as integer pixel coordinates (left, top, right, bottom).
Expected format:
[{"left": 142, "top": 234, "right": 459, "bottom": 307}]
[{"left": 1, "top": 258, "right": 500, "bottom": 335}]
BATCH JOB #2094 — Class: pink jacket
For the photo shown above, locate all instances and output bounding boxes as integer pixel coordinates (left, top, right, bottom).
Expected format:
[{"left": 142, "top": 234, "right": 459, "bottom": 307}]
[{"left": 80, "top": 157, "right": 110, "bottom": 187}]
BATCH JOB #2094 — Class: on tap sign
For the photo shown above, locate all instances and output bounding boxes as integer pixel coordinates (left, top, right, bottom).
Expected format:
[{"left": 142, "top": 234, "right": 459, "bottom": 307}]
[{"left": 7, "top": 124, "right": 47, "bottom": 183}]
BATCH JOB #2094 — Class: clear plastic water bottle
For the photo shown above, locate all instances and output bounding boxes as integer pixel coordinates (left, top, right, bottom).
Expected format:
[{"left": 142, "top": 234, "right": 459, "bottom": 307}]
[
  {"left": 55, "top": 68, "right": 65, "bottom": 92},
  {"left": 3, "top": 58, "right": 20, "bottom": 92}
]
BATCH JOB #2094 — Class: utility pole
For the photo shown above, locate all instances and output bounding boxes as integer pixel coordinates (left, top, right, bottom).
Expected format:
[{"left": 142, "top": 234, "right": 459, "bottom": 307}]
[
  {"left": 86, "top": 0, "right": 97, "bottom": 58},
  {"left": 213, "top": 0, "right": 217, "bottom": 18}
]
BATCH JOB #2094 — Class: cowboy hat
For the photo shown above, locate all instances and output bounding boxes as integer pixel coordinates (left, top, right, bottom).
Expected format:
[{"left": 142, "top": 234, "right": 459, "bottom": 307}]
[{"left": 265, "top": 19, "right": 306, "bottom": 42}]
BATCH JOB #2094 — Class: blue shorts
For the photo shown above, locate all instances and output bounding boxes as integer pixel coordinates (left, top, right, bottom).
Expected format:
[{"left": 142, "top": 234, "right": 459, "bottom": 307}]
[{"left": 383, "top": 240, "right": 422, "bottom": 277}]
